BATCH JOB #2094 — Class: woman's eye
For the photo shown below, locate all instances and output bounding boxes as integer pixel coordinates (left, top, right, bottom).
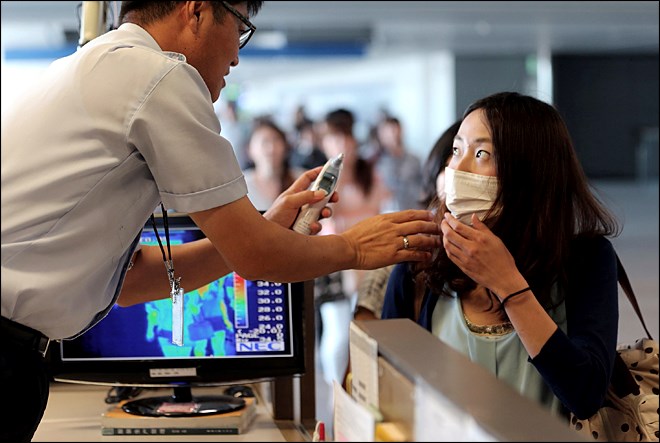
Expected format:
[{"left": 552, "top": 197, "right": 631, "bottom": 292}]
[
  {"left": 451, "top": 147, "right": 459, "bottom": 155},
  {"left": 476, "top": 150, "right": 491, "bottom": 158}
]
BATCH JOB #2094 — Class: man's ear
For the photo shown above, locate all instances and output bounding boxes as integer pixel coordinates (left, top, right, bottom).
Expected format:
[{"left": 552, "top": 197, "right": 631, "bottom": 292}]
[
  {"left": 192, "top": 1, "right": 206, "bottom": 21},
  {"left": 182, "top": 1, "right": 203, "bottom": 31}
]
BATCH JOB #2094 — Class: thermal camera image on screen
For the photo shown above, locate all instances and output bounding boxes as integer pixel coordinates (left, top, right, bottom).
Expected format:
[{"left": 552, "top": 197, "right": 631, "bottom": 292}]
[
  {"left": 144, "top": 273, "right": 238, "bottom": 357},
  {"left": 140, "top": 272, "right": 290, "bottom": 358},
  {"left": 60, "top": 227, "right": 294, "bottom": 360}
]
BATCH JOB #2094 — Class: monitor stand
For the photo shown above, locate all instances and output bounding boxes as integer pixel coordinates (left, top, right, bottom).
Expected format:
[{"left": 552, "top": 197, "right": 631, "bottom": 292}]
[{"left": 121, "top": 385, "right": 245, "bottom": 417}]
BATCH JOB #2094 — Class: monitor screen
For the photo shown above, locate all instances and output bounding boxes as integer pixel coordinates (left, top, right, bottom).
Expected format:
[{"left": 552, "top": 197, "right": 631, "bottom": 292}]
[{"left": 49, "top": 213, "right": 308, "bottom": 415}]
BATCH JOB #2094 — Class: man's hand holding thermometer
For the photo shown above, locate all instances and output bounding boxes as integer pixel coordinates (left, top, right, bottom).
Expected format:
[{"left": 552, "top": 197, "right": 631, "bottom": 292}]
[{"left": 292, "top": 153, "right": 344, "bottom": 235}]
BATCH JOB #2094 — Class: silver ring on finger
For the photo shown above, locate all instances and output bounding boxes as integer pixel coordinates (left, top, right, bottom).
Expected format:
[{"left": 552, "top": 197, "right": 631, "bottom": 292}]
[{"left": 402, "top": 235, "right": 410, "bottom": 250}]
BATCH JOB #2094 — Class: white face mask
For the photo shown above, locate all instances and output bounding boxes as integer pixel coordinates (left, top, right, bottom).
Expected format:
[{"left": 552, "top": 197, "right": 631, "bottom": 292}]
[{"left": 444, "top": 167, "right": 499, "bottom": 225}]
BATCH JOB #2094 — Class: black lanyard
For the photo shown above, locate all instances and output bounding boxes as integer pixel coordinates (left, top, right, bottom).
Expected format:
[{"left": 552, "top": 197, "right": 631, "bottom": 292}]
[{"left": 149, "top": 203, "right": 181, "bottom": 292}]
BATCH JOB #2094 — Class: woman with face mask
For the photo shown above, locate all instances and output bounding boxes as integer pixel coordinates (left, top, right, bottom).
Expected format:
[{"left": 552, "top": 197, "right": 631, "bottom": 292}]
[{"left": 381, "top": 92, "right": 620, "bottom": 422}]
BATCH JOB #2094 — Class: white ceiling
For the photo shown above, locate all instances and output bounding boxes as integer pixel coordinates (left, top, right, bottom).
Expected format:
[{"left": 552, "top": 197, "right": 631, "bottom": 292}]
[{"left": 1, "top": 1, "right": 658, "bottom": 55}]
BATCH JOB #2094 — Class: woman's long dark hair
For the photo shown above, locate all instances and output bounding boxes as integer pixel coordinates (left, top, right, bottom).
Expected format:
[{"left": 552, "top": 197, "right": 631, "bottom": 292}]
[{"left": 423, "top": 92, "right": 620, "bottom": 308}]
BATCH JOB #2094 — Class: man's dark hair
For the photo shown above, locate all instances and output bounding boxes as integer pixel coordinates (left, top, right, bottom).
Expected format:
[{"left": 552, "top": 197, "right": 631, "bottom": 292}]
[
  {"left": 119, "top": 1, "right": 263, "bottom": 26},
  {"left": 324, "top": 108, "right": 354, "bottom": 136},
  {"left": 323, "top": 108, "right": 376, "bottom": 197}
]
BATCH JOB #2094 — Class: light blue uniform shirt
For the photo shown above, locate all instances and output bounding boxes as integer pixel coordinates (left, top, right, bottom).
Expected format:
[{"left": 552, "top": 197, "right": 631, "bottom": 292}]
[{"left": 1, "top": 23, "right": 247, "bottom": 339}]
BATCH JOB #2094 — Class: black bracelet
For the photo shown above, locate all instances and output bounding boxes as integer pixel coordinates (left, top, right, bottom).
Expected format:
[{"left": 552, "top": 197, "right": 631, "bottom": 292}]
[{"left": 500, "top": 287, "right": 531, "bottom": 309}]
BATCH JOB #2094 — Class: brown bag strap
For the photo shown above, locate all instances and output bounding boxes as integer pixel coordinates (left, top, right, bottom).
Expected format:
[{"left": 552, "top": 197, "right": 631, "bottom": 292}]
[{"left": 616, "top": 253, "right": 654, "bottom": 341}]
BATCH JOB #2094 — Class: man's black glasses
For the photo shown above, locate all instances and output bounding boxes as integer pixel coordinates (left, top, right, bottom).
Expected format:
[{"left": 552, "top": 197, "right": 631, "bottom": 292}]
[{"left": 221, "top": 1, "right": 256, "bottom": 49}]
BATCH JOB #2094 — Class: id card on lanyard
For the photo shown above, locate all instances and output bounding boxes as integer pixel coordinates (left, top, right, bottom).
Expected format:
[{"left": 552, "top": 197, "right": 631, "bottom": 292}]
[{"left": 150, "top": 204, "right": 184, "bottom": 346}]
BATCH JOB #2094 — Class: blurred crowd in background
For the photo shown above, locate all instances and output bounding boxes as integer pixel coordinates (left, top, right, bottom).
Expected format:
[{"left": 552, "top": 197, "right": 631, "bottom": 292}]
[{"left": 214, "top": 97, "right": 449, "bottom": 424}]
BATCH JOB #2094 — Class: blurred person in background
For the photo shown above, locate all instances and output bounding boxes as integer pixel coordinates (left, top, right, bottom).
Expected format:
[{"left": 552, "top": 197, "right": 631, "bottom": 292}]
[
  {"left": 289, "top": 117, "right": 327, "bottom": 170},
  {"left": 314, "top": 108, "right": 392, "bottom": 388},
  {"left": 243, "top": 117, "right": 306, "bottom": 211},
  {"left": 360, "top": 106, "right": 391, "bottom": 164},
  {"left": 374, "top": 116, "right": 424, "bottom": 212},
  {"left": 354, "top": 119, "right": 462, "bottom": 322},
  {"left": 214, "top": 98, "right": 252, "bottom": 170}
]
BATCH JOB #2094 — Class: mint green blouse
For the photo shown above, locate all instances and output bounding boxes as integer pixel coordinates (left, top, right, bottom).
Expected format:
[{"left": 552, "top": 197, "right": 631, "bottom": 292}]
[{"left": 431, "top": 284, "right": 568, "bottom": 417}]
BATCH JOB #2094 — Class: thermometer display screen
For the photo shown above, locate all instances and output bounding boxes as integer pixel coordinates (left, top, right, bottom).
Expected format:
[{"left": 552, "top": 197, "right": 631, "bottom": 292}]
[{"left": 318, "top": 173, "right": 337, "bottom": 194}]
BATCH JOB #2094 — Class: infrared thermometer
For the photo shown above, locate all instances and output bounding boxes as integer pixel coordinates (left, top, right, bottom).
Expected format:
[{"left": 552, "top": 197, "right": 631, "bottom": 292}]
[{"left": 292, "top": 153, "right": 344, "bottom": 235}]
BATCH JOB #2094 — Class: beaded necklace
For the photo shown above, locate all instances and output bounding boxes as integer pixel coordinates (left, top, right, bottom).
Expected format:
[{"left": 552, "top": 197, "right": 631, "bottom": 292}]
[{"left": 463, "top": 312, "right": 514, "bottom": 336}]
